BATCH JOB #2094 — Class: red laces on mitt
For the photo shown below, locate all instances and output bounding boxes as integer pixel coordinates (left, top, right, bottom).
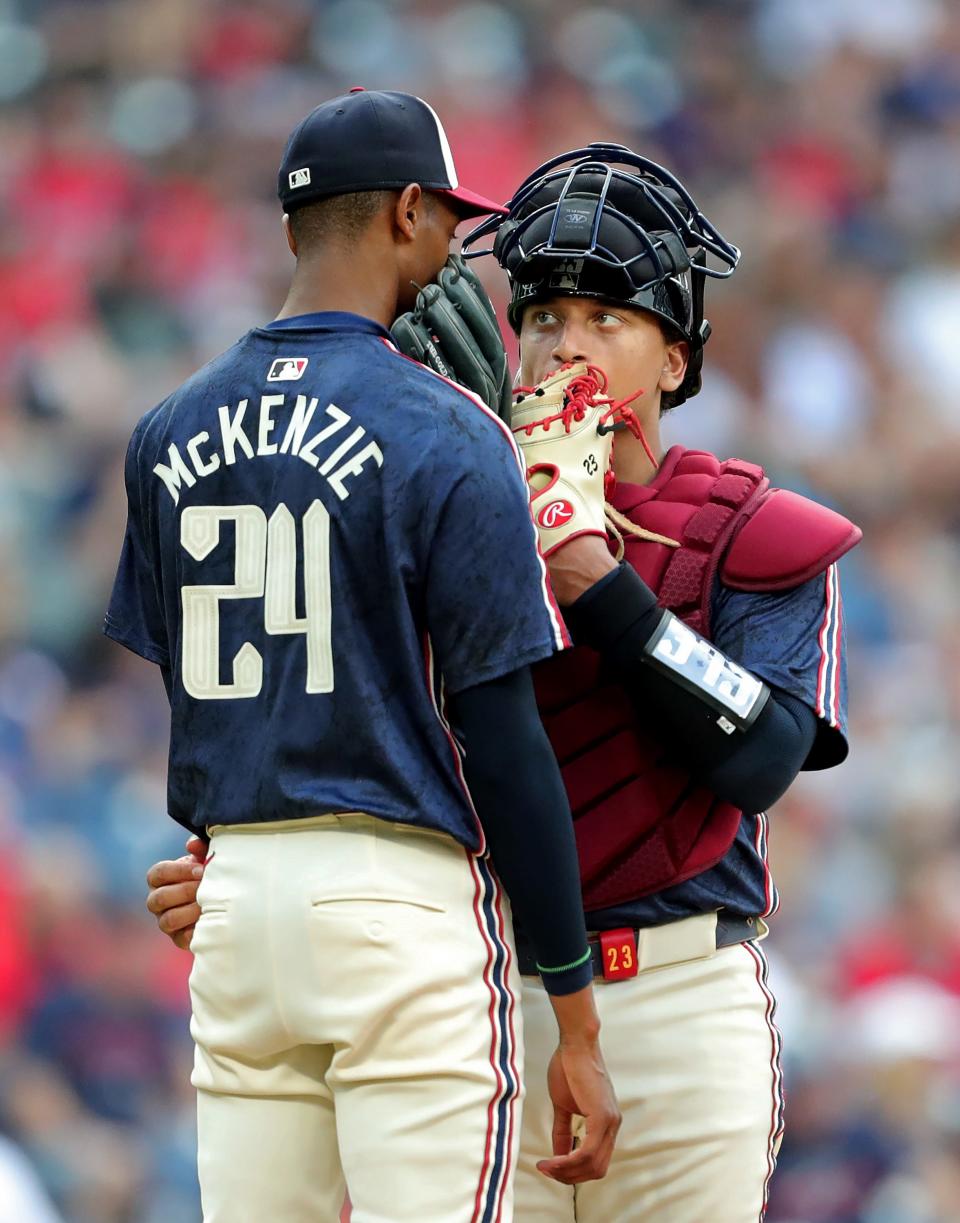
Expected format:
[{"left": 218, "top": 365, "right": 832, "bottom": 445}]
[{"left": 513, "top": 362, "right": 657, "bottom": 469}]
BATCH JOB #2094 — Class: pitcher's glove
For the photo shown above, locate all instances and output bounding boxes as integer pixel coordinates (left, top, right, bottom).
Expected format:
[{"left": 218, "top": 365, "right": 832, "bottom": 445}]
[
  {"left": 391, "top": 255, "right": 512, "bottom": 420},
  {"left": 511, "top": 363, "right": 652, "bottom": 558}
]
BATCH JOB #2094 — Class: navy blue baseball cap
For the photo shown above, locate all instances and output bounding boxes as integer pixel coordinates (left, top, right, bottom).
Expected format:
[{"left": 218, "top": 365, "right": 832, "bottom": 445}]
[{"left": 278, "top": 87, "right": 507, "bottom": 219}]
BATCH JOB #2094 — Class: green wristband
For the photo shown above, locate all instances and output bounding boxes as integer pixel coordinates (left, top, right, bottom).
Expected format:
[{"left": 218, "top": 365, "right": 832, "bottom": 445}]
[{"left": 536, "top": 948, "right": 592, "bottom": 974}]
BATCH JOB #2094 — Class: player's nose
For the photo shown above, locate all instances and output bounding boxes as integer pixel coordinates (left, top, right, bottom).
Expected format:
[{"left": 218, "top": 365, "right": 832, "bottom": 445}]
[{"left": 550, "top": 330, "right": 589, "bottom": 367}]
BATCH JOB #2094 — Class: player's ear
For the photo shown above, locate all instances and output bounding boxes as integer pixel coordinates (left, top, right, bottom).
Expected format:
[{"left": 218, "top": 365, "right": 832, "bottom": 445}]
[
  {"left": 394, "top": 183, "right": 424, "bottom": 242},
  {"left": 282, "top": 213, "right": 297, "bottom": 258},
  {"left": 659, "top": 338, "right": 688, "bottom": 393}
]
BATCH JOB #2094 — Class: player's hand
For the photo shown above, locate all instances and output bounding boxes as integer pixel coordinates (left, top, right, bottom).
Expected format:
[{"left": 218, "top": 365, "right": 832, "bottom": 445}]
[
  {"left": 391, "top": 254, "right": 512, "bottom": 419},
  {"left": 537, "top": 1032, "right": 620, "bottom": 1183},
  {"left": 544, "top": 534, "right": 618, "bottom": 607},
  {"left": 145, "top": 835, "right": 208, "bottom": 951}
]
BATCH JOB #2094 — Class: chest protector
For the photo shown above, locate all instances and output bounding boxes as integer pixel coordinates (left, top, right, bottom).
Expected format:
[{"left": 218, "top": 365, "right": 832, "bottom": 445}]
[{"left": 533, "top": 445, "right": 861, "bottom": 911}]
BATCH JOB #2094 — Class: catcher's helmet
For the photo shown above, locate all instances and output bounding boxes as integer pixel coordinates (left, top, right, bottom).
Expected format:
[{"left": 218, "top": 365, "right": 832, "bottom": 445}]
[{"left": 463, "top": 144, "right": 740, "bottom": 405}]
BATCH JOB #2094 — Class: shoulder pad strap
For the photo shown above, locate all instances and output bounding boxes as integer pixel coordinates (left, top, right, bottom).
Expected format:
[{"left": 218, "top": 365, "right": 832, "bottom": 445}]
[{"left": 721, "top": 489, "right": 862, "bottom": 591}]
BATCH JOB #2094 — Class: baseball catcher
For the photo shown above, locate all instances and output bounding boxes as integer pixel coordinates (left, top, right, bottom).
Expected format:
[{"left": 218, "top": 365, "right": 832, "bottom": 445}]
[{"left": 400, "top": 142, "right": 860, "bottom": 1221}]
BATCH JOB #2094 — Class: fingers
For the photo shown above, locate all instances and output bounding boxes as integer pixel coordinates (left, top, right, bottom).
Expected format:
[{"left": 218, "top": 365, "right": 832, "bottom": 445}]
[
  {"left": 185, "top": 835, "right": 208, "bottom": 861},
  {"left": 157, "top": 902, "right": 201, "bottom": 938},
  {"left": 550, "top": 1105, "right": 574, "bottom": 1158},
  {"left": 146, "top": 858, "right": 204, "bottom": 889},
  {"left": 145, "top": 878, "right": 201, "bottom": 917},
  {"left": 536, "top": 1109, "right": 620, "bottom": 1184},
  {"left": 171, "top": 927, "right": 195, "bottom": 952},
  {"left": 143, "top": 870, "right": 199, "bottom": 944},
  {"left": 145, "top": 852, "right": 206, "bottom": 953}
]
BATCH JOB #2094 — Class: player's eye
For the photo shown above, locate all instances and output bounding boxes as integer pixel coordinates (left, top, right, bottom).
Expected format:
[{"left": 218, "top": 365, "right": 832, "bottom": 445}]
[
  {"left": 533, "top": 310, "right": 559, "bottom": 326},
  {"left": 595, "top": 312, "right": 622, "bottom": 326}
]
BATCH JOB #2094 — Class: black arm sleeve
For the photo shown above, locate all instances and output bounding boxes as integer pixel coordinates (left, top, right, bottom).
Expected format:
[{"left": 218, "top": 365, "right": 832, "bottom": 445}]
[
  {"left": 702, "top": 688, "right": 816, "bottom": 811},
  {"left": 448, "top": 666, "right": 593, "bottom": 996},
  {"left": 564, "top": 564, "right": 818, "bottom": 812}
]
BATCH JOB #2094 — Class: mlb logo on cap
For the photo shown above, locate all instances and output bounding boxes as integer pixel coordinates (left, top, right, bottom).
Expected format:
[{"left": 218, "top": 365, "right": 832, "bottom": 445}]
[
  {"left": 277, "top": 88, "right": 506, "bottom": 219},
  {"left": 267, "top": 357, "right": 308, "bottom": 381}
]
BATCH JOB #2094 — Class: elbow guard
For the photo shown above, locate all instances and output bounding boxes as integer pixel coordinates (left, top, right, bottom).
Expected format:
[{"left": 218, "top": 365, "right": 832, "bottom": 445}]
[
  {"left": 564, "top": 563, "right": 770, "bottom": 741},
  {"left": 642, "top": 610, "right": 769, "bottom": 734}
]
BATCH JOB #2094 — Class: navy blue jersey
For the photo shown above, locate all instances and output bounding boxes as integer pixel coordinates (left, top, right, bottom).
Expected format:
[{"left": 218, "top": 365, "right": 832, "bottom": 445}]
[
  {"left": 105, "top": 312, "right": 567, "bottom": 847},
  {"left": 588, "top": 564, "right": 847, "bottom": 928}
]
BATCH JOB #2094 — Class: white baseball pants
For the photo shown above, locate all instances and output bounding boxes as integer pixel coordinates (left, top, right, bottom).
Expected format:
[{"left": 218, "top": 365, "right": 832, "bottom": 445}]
[
  {"left": 515, "top": 913, "right": 784, "bottom": 1223},
  {"left": 189, "top": 814, "right": 524, "bottom": 1223}
]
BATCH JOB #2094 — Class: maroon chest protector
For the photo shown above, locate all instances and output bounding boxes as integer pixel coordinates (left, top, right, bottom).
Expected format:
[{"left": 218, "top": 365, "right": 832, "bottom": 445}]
[{"left": 532, "top": 446, "right": 861, "bottom": 911}]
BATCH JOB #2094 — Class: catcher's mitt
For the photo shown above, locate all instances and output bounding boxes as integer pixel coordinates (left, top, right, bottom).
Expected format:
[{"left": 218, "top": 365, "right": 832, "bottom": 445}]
[
  {"left": 512, "top": 363, "right": 671, "bottom": 557},
  {"left": 391, "top": 255, "right": 512, "bottom": 420}
]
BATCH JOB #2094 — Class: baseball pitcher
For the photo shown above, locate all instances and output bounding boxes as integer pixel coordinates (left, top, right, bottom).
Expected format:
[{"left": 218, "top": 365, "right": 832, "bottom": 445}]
[{"left": 109, "top": 94, "right": 620, "bottom": 1223}]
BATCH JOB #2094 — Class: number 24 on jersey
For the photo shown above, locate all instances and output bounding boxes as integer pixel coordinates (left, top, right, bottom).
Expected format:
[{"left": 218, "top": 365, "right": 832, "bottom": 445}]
[{"left": 180, "top": 501, "right": 333, "bottom": 700}]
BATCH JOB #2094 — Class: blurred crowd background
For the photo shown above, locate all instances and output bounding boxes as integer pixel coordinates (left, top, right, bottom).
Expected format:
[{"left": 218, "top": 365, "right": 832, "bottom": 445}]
[{"left": 2, "top": 0, "right": 960, "bottom": 1219}]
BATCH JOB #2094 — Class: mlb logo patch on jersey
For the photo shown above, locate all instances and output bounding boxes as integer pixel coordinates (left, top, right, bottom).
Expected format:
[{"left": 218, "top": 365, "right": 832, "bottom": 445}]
[{"left": 267, "top": 357, "right": 309, "bottom": 382}]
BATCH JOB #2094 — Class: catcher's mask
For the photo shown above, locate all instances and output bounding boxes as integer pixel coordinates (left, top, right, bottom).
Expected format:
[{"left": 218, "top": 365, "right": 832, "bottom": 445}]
[{"left": 462, "top": 144, "right": 740, "bottom": 406}]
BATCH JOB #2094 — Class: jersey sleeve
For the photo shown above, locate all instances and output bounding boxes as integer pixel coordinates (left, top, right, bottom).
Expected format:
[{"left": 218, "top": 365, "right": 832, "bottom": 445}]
[
  {"left": 103, "top": 422, "right": 170, "bottom": 668},
  {"left": 423, "top": 417, "right": 568, "bottom": 695},
  {"left": 711, "top": 563, "right": 847, "bottom": 769}
]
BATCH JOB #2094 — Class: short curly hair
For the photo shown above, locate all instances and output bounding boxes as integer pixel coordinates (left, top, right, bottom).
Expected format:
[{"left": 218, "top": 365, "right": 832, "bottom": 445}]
[{"left": 288, "top": 189, "right": 396, "bottom": 248}]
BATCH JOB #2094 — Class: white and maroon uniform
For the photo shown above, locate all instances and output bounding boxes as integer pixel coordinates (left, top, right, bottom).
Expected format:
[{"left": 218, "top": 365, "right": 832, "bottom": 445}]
[{"left": 515, "top": 446, "right": 858, "bottom": 1223}]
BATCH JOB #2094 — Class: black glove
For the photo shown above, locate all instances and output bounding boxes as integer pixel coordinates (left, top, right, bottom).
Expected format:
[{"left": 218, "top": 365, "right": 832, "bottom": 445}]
[{"left": 392, "top": 255, "right": 512, "bottom": 421}]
